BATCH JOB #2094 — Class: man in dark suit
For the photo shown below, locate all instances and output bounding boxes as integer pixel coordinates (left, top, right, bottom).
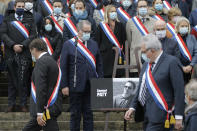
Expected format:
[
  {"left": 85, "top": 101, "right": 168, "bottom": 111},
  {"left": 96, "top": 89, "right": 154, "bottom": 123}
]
[
  {"left": 23, "top": 38, "right": 62, "bottom": 131},
  {"left": 0, "top": 0, "right": 37, "bottom": 112},
  {"left": 124, "top": 34, "right": 185, "bottom": 131},
  {"left": 154, "top": 20, "right": 181, "bottom": 60},
  {"left": 60, "top": 20, "right": 103, "bottom": 131}
]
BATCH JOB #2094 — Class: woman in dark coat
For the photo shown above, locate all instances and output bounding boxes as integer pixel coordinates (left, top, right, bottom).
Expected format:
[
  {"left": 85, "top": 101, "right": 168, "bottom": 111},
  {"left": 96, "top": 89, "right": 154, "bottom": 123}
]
[
  {"left": 96, "top": 4, "right": 126, "bottom": 77},
  {"left": 40, "top": 16, "right": 63, "bottom": 61},
  {"left": 175, "top": 17, "right": 197, "bottom": 83}
]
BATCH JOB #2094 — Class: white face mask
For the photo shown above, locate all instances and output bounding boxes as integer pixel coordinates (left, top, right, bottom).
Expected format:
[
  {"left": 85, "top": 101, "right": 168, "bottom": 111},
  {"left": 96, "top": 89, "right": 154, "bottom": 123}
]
[
  {"left": 155, "top": 30, "right": 166, "bottom": 39},
  {"left": 25, "top": 2, "right": 33, "bottom": 11}
]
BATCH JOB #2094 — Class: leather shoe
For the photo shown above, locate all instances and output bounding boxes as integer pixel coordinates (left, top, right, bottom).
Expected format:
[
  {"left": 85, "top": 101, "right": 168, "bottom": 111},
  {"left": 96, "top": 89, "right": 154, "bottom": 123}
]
[
  {"left": 5, "top": 106, "right": 15, "bottom": 113},
  {"left": 21, "top": 106, "right": 28, "bottom": 112}
]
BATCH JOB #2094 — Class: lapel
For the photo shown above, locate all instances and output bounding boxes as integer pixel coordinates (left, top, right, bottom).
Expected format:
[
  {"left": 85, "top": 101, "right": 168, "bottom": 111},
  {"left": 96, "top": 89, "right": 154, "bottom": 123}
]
[
  {"left": 186, "top": 35, "right": 193, "bottom": 56},
  {"left": 152, "top": 53, "right": 166, "bottom": 75}
]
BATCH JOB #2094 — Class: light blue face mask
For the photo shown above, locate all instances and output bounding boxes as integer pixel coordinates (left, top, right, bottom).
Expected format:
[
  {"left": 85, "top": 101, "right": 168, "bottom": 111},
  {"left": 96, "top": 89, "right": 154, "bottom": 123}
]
[
  {"left": 45, "top": 24, "right": 52, "bottom": 32},
  {"left": 32, "top": 55, "right": 36, "bottom": 62},
  {"left": 122, "top": 0, "right": 132, "bottom": 8},
  {"left": 54, "top": 7, "right": 62, "bottom": 15},
  {"left": 155, "top": 3, "right": 163, "bottom": 11},
  {"left": 141, "top": 53, "right": 150, "bottom": 63},
  {"left": 109, "top": 12, "right": 117, "bottom": 20},
  {"left": 75, "top": 9, "right": 84, "bottom": 16},
  {"left": 138, "top": 7, "right": 147, "bottom": 16},
  {"left": 82, "top": 33, "right": 90, "bottom": 41},
  {"left": 179, "top": 27, "right": 189, "bottom": 35}
]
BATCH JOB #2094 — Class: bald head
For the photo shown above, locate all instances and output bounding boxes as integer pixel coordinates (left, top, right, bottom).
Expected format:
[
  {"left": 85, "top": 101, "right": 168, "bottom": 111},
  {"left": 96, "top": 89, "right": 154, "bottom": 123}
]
[
  {"left": 154, "top": 20, "right": 166, "bottom": 31},
  {"left": 154, "top": 20, "right": 167, "bottom": 39}
]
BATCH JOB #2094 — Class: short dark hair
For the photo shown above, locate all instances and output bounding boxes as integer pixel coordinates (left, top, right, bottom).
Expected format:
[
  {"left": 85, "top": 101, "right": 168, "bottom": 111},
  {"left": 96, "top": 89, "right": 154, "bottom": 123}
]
[
  {"left": 15, "top": 0, "right": 25, "bottom": 6},
  {"left": 29, "top": 38, "right": 48, "bottom": 52},
  {"left": 53, "top": 0, "right": 62, "bottom": 4},
  {"left": 75, "top": 0, "right": 86, "bottom": 8},
  {"left": 137, "top": 0, "right": 147, "bottom": 7}
]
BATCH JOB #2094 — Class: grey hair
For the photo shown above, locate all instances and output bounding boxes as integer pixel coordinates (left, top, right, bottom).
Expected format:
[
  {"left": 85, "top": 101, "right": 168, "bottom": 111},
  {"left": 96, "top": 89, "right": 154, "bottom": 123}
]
[
  {"left": 76, "top": 20, "right": 91, "bottom": 31},
  {"left": 185, "top": 79, "right": 197, "bottom": 101},
  {"left": 175, "top": 16, "right": 191, "bottom": 34},
  {"left": 141, "top": 34, "right": 162, "bottom": 50}
]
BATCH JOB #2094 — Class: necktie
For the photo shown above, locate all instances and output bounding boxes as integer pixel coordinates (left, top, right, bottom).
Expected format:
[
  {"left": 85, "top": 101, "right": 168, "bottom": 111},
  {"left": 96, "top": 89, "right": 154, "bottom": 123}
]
[{"left": 139, "top": 63, "right": 155, "bottom": 106}]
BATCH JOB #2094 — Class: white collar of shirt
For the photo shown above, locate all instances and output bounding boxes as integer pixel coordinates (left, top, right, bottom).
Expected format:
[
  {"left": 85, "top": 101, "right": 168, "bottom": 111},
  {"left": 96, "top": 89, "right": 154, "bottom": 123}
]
[
  {"left": 15, "top": 13, "right": 23, "bottom": 20},
  {"left": 153, "top": 51, "right": 163, "bottom": 65},
  {"left": 38, "top": 52, "right": 47, "bottom": 59}
]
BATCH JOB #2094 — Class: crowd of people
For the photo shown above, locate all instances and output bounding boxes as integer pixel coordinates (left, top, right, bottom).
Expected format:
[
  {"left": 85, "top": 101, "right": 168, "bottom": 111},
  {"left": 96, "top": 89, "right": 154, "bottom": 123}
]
[{"left": 0, "top": 0, "right": 197, "bottom": 130}]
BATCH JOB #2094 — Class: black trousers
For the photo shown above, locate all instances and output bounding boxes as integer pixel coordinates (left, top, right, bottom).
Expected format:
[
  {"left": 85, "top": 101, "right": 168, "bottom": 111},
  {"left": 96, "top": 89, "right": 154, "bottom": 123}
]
[
  {"left": 6, "top": 55, "right": 32, "bottom": 106},
  {"left": 69, "top": 89, "right": 93, "bottom": 131},
  {"left": 23, "top": 117, "right": 59, "bottom": 131}
]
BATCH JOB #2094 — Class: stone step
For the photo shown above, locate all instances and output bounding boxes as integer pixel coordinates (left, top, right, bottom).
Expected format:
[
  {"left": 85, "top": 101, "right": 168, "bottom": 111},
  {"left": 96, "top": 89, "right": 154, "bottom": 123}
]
[
  {"left": 0, "top": 112, "right": 127, "bottom": 121},
  {"left": 0, "top": 97, "right": 69, "bottom": 104},
  {"left": 0, "top": 104, "right": 69, "bottom": 112},
  {"left": 0, "top": 120, "right": 142, "bottom": 130},
  {"left": 0, "top": 112, "right": 143, "bottom": 130}
]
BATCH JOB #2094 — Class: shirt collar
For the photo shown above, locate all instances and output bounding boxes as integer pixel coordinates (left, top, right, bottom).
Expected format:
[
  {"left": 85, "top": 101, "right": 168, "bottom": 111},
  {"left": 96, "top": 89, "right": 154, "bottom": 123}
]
[
  {"left": 153, "top": 51, "right": 163, "bottom": 65},
  {"left": 15, "top": 13, "right": 23, "bottom": 20},
  {"left": 38, "top": 52, "right": 47, "bottom": 59}
]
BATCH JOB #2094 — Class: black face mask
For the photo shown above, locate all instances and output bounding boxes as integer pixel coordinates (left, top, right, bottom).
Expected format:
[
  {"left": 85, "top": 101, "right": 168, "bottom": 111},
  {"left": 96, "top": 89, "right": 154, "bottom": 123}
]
[{"left": 16, "top": 8, "right": 24, "bottom": 16}]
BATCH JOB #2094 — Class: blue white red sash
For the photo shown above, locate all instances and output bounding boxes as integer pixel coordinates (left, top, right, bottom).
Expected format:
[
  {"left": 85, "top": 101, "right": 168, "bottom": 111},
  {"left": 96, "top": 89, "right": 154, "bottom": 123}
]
[
  {"left": 88, "top": 0, "right": 104, "bottom": 19},
  {"left": 69, "top": 38, "right": 98, "bottom": 77},
  {"left": 11, "top": 21, "right": 29, "bottom": 39},
  {"left": 174, "top": 34, "right": 192, "bottom": 61},
  {"left": 145, "top": 63, "right": 169, "bottom": 112},
  {"left": 41, "top": 37, "right": 54, "bottom": 55},
  {"left": 42, "top": 0, "right": 53, "bottom": 15},
  {"left": 152, "top": 14, "right": 164, "bottom": 21},
  {"left": 117, "top": 7, "right": 131, "bottom": 22},
  {"left": 163, "top": 1, "right": 172, "bottom": 10},
  {"left": 131, "top": 16, "right": 149, "bottom": 36},
  {"left": 64, "top": 17, "right": 78, "bottom": 36},
  {"left": 66, "top": 0, "right": 69, "bottom": 6},
  {"left": 31, "top": 66, "right": 62, "bottom": 108},
  {"left": 66, "top": 12, "right": 71, "bottom": 17},
  {"left": 89, "top": 0, "right": 98, "bottom": 8},
  {"left": 166, "top": 23, "right": 176, "bottom": 36},
  {"left": 99, "top": 8, "right": 105, "bottom": 20},
  {"left": 99, "top": 22, "right": 122, "bottom": 53},
  {"left": 50, "top": 15, "right": 63, "bottom": 35}
]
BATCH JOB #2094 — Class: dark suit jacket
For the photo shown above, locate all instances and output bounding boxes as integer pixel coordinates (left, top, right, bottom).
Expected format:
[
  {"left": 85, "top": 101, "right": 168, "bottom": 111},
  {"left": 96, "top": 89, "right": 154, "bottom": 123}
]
[
  {"left": 60, "top": 38, "right": 103, "bottom": 93},
  {"left": 185, "top": 112, "right": 197, "bottom": 131},
  {"left": 130, "top": 53, "right": 185, "bottom": 123},
  {"left": 160, "top": 37, "right": 181, "bottom": 59},
  {"left": 63, "top": 15, "right": 97, "bottom": 42},
  {"left": 30, "top": 53, "right": 62, "bottom": 118},
  {"left": 95, "top": 21, "right": 126, "bottom": 76},
  {"left": 0, "top": 11, "right": 37, "bottom": 59}
]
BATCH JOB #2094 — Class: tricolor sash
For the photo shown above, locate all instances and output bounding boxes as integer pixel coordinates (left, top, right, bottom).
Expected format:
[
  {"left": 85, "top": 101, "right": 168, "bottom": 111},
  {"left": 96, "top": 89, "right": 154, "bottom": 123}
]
[
  {"left": 152, "top": 14, "right": 164, "bottom": 21},
  {"left": 11, "top": 21, "right": 29, "bottom": 39},
  {"left": 131, "top": 16, "right": 149, "bottom": 36},
  {"left": 166, "top": 23, "right": 192, "bottom": 61},
  {"left": 163, "top": 0, "right": 172, "bottom": 10},
  {"left": 31, "top": 66, "right": 62, "bottom": 108},
  {"left": 166, "top": 22, "right": 176, "bottom": 36},
  {"left": 145, "top": 63, "right": 175, "bottom": 128},
  {"left": 99, "top": 22, "right": 122, "bottom": 53},
  {"left": 63, "top": 17, "right": 78, "bottom": 36},
  {"left": 145, "top": 63, "right": 169, "bottom": 112},
  {"left": 174, "top": 34, "right": 192, "bottom": 61},
  {"left": 42, "top": 0, "right": 53, "bottom": 15},
  {"left": 117, "top": 7, "right": 131, "bottom": 22},
  {"left": 41, "top": 37, "right": 54, "bottom": 55},
  {"left": 66, "top": 0, "right": 69, "bottom": 6},
  {"left": 50, "top": 15, "right": 63, "bottom": 35},
  {"left": 69, "top": 38, "right": 98, "bottom": 77},
  {"left": 88, "top": 0, "right": 104, "bottom": 19}
]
